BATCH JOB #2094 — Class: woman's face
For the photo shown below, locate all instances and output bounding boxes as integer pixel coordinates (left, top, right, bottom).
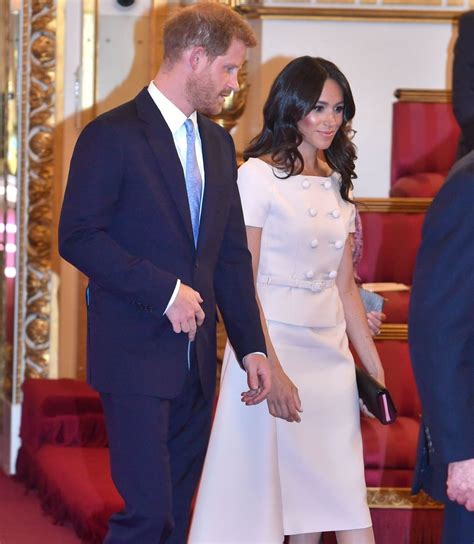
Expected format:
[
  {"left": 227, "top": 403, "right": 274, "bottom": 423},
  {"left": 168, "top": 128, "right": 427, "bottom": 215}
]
[{"left": 297, "top": 78, "right": 344, "bottom": 154}]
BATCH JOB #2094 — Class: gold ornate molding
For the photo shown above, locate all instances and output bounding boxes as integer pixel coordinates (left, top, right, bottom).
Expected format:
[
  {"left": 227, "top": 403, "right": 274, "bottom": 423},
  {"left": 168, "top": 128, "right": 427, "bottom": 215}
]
[
  {"left": 355, "top": 197, "right": 432, "bottom": 213},
  {"left": 377, "top": 323, "right": 408, "bottom": 341},
  {"left": 210, "top": 62, "right": 250, "bottom": 132},
  {"left": 367, "top": 487, "right": 444, "bottom": 509},
  {"left": 395, "top": 88, "right": 453, "bottom": 103},
  {"left": 15, "top": 0, "right": 57, "bottom": 401},
  {"left": 237, "top": 5, "right": 462, "bottom": 23}
]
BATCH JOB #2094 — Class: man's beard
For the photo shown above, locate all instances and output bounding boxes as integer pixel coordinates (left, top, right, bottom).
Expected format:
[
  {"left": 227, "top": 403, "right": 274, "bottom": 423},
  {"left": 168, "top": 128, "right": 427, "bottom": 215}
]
[{"left": 186, "top": 72, "right": 225, "bottom": 115}]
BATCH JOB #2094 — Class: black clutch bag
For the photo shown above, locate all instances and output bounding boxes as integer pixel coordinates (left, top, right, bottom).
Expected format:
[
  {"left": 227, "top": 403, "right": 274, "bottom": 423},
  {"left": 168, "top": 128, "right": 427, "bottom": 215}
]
[{"left": 355, "top": 367, "right": 397, "bottom": 425}]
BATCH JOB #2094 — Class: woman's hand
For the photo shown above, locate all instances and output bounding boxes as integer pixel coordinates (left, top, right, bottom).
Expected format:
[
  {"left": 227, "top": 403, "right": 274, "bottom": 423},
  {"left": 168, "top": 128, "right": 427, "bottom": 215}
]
[
  {"left": 367, "top": 311, "right": 386, "bottom": 336},
  {"left": 358, "top": 363, "right": 385, "bottom": 419},
  {"left": 266, "top": 364, "right": 303, "bottom": 423},
  {"left": 374, "top": 365, "right": 385, "bottom": 387},
  {"left": 359, "top": 398, "right": 375, "bottom": 419}
]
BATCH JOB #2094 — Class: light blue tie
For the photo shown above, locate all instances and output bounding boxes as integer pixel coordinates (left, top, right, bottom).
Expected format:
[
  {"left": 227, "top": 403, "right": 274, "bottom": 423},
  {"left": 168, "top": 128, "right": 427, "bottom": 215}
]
[{"left": 184, "top": 119, "right": 202, "bottom": 246}]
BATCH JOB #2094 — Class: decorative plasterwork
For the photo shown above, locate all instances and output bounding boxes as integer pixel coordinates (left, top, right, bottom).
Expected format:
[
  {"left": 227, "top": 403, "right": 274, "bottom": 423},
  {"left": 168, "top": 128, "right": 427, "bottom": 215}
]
[
  {"left": 15, "top": 0, "right": 57, "bottom": 402},
  {"left": 367, "top": 487, "right": 444, "bottom": 509},
  {"left": 395, "top": 88, "right": 453, "bottom": 102},
  {"left": 237, "top": 4, "right": 463, "bottom": 23},
  {"left": 377, "top": 323, "right": 408, "bottom": 341},
  {"left": 355, "top": 197, "right": 432, "bottom": 213}
]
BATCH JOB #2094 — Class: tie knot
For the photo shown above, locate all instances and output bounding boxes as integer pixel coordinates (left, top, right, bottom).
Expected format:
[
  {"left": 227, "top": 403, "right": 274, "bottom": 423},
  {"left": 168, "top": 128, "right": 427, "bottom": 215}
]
[{"left": 184, "top": 118, "right": 194, "bottom": 136}]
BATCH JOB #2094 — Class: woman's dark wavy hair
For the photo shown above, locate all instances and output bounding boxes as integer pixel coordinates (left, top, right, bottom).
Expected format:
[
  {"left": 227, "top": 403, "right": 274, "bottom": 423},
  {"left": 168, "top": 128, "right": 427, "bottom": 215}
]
[{"left": 244, "top": 56, "right": 357, "bottom": 202}]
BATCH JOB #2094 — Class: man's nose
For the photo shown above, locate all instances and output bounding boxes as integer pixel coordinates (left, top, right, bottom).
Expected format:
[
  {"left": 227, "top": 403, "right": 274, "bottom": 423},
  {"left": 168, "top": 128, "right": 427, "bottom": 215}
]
[{"left": 229, "top": 72, "right": 240, "bottom": 92}]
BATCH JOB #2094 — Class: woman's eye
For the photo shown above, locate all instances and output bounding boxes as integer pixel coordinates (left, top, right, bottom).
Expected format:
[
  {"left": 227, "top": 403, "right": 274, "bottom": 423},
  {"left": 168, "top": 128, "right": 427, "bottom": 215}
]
[
  {"left": 314, "top": 105, "right": 324, "bottom": 112},
  {"left": 334, "top": 105, "right": 344, "bottom": 113}
]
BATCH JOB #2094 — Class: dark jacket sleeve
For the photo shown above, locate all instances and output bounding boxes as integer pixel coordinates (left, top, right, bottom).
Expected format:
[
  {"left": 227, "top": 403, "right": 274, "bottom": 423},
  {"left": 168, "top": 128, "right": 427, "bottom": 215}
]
[
  {"left": 409, "top": 160, "right": 474, "bottom": 464},
  {"left": 59, "top": 118, "right": 177, "bottom": 314},
  {"left": 213, "top": 133, "right": 267, "bottom": 363},
  {"left": 453, "top": 11, "right": 474, "bottom": 147}
]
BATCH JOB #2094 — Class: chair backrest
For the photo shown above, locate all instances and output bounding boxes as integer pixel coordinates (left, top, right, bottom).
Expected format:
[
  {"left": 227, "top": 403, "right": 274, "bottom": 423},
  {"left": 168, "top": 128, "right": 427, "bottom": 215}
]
[
  {"left": 356, "top": 210, "right": 425, "bottom": 285},
  {"left": 391, "top": 91, "right": 460, "bottom": 185}
]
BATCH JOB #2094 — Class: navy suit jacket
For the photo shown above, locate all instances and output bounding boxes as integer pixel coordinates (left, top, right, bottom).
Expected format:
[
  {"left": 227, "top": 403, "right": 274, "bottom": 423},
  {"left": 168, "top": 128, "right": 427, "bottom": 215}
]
[
  {"left": 59, "top": 88, "right": 266, "bottom": 399},
  {"left": 409, "top": 151, "right": 474, "bottom": 501},
  {"left": 453, "top": 10, "right": 474, "bottom": 157}
]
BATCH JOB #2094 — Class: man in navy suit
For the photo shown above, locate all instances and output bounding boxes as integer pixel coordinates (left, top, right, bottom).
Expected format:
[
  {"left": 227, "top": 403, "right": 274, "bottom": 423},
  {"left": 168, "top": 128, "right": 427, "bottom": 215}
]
[
  {"left": 453, "top": 10, "right": 474, "bottom": 159},
  {"left": 409, "top": 151, "right": 474, "bottom": 543},
  {"left": 59, "top": 4, "right": 271, "bottom": 543}
]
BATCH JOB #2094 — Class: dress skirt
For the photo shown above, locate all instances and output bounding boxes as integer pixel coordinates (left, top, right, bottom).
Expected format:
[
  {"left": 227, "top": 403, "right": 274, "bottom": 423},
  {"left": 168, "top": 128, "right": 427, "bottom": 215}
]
[{"left": 188, "top": 319, "right": 372, "bottom": 543}]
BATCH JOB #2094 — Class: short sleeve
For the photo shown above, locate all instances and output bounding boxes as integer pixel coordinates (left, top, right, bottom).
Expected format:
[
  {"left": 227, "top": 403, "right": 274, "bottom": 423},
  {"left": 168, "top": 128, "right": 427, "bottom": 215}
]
[
  {"left": 351, "top": 207, "right": 363, "bottom": 268},
  {"left": 348, "top": 204, "right": 356, "bottom": 233},
  {"left": 348, "top": 190, "right": 356, "bottom": 233},
  {"left": 237, "top": 158, "right": 273, "bottom": 228}
]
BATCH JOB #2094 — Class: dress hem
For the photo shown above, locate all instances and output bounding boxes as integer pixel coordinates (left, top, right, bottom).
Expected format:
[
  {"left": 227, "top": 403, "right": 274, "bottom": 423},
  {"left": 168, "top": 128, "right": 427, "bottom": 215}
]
[{"left": 285, "top": 522, "right": 373, "bottom": 535}]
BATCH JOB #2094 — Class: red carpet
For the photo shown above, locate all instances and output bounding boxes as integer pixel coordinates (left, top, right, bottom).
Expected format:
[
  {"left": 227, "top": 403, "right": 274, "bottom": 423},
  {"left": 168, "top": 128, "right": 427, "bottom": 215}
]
[{"left": 0, "top": 469, "right": 80, "bottom": 544}]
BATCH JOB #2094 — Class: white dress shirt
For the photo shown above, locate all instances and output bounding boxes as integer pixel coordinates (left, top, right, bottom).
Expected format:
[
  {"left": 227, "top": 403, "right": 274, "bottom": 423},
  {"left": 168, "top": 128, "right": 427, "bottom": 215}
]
[{"left": 147, "top": 81, "right": 205, "bottom": 312}]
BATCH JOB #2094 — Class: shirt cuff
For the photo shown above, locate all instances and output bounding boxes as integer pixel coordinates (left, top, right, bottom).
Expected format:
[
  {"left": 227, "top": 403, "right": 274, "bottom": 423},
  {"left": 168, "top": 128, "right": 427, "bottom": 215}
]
[
  {"left": 242, "top": 351, "right": 267, "bottom": 371},
  {"left": 163, "top": 279, "right": 181, "bottom": 315}
]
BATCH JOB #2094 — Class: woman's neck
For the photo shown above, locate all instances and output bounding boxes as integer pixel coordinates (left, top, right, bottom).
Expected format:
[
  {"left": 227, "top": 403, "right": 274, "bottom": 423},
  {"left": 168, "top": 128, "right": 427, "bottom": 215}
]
[{"left": 300, "top": 152, "right": 332, "bottom": 177}]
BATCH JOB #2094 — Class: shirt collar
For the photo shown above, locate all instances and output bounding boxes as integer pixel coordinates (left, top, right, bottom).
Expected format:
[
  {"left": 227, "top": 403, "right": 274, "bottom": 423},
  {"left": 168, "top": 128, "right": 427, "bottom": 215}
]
[{"left": 147, "top": 81, "right": 198, "bottom": 136}]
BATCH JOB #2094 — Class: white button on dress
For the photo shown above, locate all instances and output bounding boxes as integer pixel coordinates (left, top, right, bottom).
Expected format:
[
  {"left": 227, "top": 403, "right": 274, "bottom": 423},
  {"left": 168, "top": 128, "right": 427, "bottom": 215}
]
[
  {"left": 334, "top": 240, "right": 344, "bottom": 249},
  {"left": 311, "top": 239, "right": 319, "bottom": 248},
  {"left": 323, "top": 180, "right": 332, "bottom": 189},
  {"left": 331, "top": 209, "right": 341, "bottom": 219},
  {"left": 328, "top": 270, "right": 337, "bottom": 279},
  {"left": 302, "top": 179, "right": 310, "bottom": 189},
  {"left": 309, "top": 208, "right": 317, "bottom": 217},
  {"left": 305, "top": 270, "right": 315, "bottom": 279}
]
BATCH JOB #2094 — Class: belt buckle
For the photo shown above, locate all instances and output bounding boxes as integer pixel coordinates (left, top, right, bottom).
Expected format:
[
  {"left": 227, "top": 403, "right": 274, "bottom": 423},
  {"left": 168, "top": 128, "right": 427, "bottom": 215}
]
[{"left": 311, "top": 280, "right": 323, "bottom": 292}]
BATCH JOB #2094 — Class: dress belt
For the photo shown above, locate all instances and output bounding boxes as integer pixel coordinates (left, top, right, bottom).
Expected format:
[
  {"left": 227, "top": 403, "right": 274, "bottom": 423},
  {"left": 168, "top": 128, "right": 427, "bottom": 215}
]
[{"left": 257, "top": 274, "right": 335, "bottom": 293}]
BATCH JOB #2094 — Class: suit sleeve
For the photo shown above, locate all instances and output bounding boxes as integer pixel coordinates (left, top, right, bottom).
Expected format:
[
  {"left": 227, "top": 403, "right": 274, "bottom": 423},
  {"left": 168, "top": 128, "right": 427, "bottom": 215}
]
[
  {"left": 59, "top": 118, "right": 177, "bottom": 314},
  {"left": 213, "top": 136, "right": 267, "bottom": 363},
  {"left": 453, "top": 12, "right": 474, "bottom": 146},
  {"left": 410, "top": 171, "right": 474, "bottom": 464}
]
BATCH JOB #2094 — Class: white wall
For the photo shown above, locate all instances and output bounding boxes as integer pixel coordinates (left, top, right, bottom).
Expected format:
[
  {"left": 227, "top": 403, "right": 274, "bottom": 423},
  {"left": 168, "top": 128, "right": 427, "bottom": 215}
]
[
  {"left": 233, "top": 18, "right": 457, "bottom": 197},
  {"left": 96, "top": 3, "right": 153, "bottom": 114}
]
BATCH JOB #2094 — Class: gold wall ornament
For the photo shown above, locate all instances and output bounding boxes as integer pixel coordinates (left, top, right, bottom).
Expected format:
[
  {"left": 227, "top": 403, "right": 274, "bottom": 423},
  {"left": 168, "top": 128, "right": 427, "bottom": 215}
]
[
  {"left": 14, "top": 0, "right": 57, "bottom": 402},
  {"left": 367, "top": 487, "right": 444, "bottom": 509},
  {"left": 355, "top": 197, "right": 432, "bottom": 213},
  {"left": 237, "top": 4, "right": 462, "bottom": 23},
  {"left": 376, "top": 323, "right": 408, "bottom": 341},
  {"left": 395, "top": 88, "right": 453, "bottom": 103},
  {"left": 209, "top": 62, "right": 250, "bottom": 132}
]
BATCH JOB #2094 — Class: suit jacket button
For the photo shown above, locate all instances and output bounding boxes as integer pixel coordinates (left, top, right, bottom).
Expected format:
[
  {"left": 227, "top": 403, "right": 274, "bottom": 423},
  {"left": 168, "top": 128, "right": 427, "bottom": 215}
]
[{"left": 194, "top": 260, "right": 199, "bottom": 269}]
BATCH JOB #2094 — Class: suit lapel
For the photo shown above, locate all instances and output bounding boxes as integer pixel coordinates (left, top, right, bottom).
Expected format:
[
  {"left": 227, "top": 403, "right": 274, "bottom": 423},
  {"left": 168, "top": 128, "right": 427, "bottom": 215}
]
[
  {"left": 135, "top": 88, "right": 194, "bottom": 246},
  {"left": 197, "top": 115, "right": 228, "bottom": 253}
]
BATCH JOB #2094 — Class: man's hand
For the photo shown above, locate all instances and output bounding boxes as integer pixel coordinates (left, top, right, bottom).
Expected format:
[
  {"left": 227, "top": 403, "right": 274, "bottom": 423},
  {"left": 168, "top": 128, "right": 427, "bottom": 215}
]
[
  {"left": 266, "top": 365, "right": 302, "bottom": 423},
  {"left": 447, "top": 458, "right": 474, "bottom": 511},
  {"left": 240, "top": 353, "right": 271, "bottom": 405},
  {"left": 165, "top": 283, "right": 205, "bottom": 341}
]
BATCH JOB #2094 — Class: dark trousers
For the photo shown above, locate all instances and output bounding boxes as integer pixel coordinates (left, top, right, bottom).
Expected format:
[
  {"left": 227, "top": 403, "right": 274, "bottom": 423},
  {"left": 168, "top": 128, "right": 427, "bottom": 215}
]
[
  {"left": 442, "top": 500, "right": 474, "bottom": 544},
  {"left": 100, "top": 359, "right": 213, "bottom": 544}
]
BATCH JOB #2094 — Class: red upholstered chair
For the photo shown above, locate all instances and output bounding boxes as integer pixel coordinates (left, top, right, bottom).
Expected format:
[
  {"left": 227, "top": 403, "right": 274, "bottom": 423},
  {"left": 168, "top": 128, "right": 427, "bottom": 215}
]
[
  {"left": 353, "top": 341, "right": 422, "bottom": 488},
  {"left": 355, "top": 203, "right": 426, "bottom": 324},
  {"left": 321, "top": 342, "right": 443, "bottom": 544},
  {"left": 20, "top": 378, "right": 106, "bottom": 451},
  {"left": 390, "top": 89, "right": 460, "bottom": 198},
  {"left": 17, "top": 379, "right": 122, "bottom": 543}
]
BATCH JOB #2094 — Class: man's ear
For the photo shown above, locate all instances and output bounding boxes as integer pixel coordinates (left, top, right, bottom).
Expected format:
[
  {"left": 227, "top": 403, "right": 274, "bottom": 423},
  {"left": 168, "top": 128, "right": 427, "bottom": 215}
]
[{"left": 189, "top": 46, "right": 208, "bottom": 71}]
